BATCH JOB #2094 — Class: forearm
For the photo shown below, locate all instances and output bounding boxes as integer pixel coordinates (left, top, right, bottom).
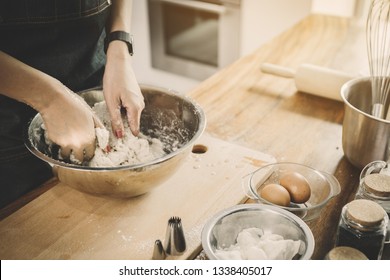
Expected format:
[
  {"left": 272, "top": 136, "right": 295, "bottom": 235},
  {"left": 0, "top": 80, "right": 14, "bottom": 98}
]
[
  {"left": 103, "top": 0, "right": 143, "bottom": 136},
  {"left": 105, "top": 0, "right": 133, "bottom": 58},
  {"left": 0, "top": 51, "right": 66, "bottom": 112},
  {"left": 0, "top": 51, "right": 102, "bottom": 161},
  {"left": 107, "top": 0, "right": 133, "bottom": 33}
]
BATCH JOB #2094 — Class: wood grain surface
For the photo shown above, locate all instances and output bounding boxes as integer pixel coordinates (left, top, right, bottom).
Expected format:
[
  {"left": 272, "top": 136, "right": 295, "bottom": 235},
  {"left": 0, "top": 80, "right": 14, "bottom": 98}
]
[
  {"left": 188, "top": 14, "right": 376, "bottom": 259},
  {"left": 0, "top": 135, "right": 275, "bottom": 260},
  {"left": 1, "top": 14, "right": 387, "bottom": 260}
]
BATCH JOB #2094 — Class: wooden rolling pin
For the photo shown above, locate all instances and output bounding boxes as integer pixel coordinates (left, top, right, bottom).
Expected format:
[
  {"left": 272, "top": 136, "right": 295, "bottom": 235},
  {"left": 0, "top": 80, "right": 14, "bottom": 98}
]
[{"left": 261, "top": 63, "right": 355, "bottom": 101}]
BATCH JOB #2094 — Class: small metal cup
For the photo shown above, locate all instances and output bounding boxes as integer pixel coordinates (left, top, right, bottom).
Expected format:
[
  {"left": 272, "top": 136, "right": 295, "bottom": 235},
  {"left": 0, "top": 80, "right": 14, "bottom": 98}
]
[{"left": 341, "top": 77, "right": 390, "bottom": 169}]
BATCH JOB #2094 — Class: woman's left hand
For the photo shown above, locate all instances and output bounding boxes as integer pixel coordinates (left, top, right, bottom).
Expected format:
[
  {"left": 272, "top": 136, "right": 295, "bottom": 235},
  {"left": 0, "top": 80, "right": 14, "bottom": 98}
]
[{"left": 103, "top": 40, "right": 145, "bottom": 138}]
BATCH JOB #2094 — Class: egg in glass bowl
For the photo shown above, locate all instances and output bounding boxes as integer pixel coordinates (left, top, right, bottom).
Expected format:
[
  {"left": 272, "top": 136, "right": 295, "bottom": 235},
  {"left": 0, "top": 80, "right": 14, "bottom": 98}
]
[{"left": 243, "top": 162, "right": 341, "bottom": 221}]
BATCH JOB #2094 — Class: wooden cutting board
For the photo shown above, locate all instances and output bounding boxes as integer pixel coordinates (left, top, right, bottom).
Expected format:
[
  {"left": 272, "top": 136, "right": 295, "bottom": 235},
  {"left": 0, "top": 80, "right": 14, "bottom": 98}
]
[{"left": 0, "top": 134, "right": 275, "bottom": 260}]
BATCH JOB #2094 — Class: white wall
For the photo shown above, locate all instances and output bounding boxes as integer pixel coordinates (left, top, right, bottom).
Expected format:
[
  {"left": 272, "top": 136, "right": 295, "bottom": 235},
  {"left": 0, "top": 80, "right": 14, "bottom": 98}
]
[
  {"left": 240, "top": 0, "right": 312, "bottom": 56},
  {"left": 131, "top": 0, "right": 151, "bottom": 81},
  {"left": 311, "top": 0, "right": 357, "bottom": 17},
  {"left": 311, "top": 0, "right": 370, "bottom": 25}
]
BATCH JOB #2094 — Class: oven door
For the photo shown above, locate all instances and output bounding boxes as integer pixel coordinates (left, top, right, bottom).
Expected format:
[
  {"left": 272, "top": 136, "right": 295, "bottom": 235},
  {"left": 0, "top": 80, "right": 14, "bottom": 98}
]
[{"left": 148, "top": 0, "right": 241, "bottom": 81}]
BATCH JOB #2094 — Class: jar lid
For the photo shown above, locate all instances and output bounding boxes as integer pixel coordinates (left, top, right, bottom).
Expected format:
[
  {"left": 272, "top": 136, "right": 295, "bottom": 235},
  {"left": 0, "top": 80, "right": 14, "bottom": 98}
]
[
  {"left": 363, "top": 173, "right": 390, "bottom": 197},
  {"left": 346, "top": 199, "right": 386, "bottom": 227},
  {"left": 325, "top": 246, "right": 368, "bottom": 260}
]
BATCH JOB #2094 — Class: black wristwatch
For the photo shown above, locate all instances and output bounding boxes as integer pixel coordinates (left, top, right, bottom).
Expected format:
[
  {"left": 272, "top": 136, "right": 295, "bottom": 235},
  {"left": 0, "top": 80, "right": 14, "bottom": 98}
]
[{"left": 104, "top": 31, "right": 134, "bottom": 55}]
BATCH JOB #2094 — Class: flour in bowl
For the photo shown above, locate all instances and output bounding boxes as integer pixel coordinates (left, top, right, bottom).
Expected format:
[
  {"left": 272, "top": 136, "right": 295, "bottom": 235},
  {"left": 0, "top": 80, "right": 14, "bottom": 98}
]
[
  {"left": 214, "top": 227, "right": 303, "bottom": 260},
  {"left": 88, "top": 101, "right": 166, "bottom": 167}
]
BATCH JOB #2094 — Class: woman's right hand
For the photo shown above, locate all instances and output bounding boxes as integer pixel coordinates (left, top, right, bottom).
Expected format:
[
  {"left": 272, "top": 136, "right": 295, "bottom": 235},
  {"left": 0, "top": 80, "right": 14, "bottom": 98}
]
[
  {"left": 40, "top": 87, "right": 103, "bottom": 163},
  {"left": 0, "top": 51, "right": 102, "bottom": 163}
]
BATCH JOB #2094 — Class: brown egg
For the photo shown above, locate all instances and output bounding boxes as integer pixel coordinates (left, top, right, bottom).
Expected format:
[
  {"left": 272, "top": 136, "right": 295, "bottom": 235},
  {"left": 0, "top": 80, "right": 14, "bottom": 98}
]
[
  {"left": 279, "top": 171, "right": 311, "bottom": 204},
  {"left": 259, "top": 183, "right": 291, "bottom": 207}
]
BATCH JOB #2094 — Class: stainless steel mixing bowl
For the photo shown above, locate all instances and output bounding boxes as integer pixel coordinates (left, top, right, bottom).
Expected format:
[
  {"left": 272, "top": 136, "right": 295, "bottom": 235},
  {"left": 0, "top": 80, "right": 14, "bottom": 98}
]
[
  {"left": 341, "top": 77, "right": 390, "bottom": 169},
  {"left": 25, "top": 85, "right": 206, "bottom": 198},
  {"left": 201, "top": 204, "right": 315, "bottom": 260}
]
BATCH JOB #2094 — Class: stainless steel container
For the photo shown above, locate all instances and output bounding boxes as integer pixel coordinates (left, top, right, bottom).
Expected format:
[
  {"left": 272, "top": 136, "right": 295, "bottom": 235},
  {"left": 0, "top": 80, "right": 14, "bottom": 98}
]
[
  {"left": 201, "top": 204, "right": 315, "bottom": 260},
  {"left": 25, "top": 85, "right": 206, "bottom": 198},
  {"left": 341, "top": 77, "right": 390, "bottom": 169}
]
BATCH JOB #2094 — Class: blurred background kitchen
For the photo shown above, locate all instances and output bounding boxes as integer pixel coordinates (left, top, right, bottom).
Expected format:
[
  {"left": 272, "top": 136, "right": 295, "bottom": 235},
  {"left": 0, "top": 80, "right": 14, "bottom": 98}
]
[{"left": 130, "top": 0, "right": 370, "bottom": 94}]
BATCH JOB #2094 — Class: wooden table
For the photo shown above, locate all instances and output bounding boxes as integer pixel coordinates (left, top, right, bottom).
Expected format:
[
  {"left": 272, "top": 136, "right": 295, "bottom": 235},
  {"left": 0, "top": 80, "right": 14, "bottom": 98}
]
[
  {"left": 190, "top": 14, "right": 388, "bottom": 260},
  {"left": 1, "top": 14, "right": 387, "bottom": 260}
]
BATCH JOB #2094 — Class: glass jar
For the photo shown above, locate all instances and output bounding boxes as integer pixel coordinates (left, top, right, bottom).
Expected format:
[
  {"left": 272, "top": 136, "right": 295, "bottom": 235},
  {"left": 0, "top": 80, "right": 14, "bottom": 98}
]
[
  {"left": 356, "top": 163, "right": 390, "bottom": 214},
  {"left": 335, "top": 199, "right": 388, "bottom": 260},
  {"left": 325, "top": 246, "right": 368, "bottom": 260},
  {"left": 356, "top": 161, "right": 390, "bottom": 258}
]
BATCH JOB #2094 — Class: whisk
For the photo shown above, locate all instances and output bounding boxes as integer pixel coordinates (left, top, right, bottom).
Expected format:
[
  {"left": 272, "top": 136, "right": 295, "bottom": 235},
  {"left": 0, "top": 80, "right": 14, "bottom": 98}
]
[{"left": 366, "top": 0, "right": 390, "bottom": 119}]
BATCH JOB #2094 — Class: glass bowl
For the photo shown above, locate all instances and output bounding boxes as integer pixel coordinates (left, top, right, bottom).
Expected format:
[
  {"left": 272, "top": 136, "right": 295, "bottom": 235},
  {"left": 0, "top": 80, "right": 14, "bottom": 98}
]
[{"left": 243, "top": 162, "right": 341, "bottom": 221}]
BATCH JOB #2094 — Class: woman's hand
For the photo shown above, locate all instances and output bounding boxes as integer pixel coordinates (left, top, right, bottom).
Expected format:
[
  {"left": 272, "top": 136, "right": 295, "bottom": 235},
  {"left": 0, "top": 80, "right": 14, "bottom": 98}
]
[
  {"left": 103, "top": 40, "right": 145, "bottom": 137},
  {"left": 0, "top": 51, "right": 102, "bottom": 163},
  {"left": 40, "top": 87, "right": 103, "bottom": 163}
]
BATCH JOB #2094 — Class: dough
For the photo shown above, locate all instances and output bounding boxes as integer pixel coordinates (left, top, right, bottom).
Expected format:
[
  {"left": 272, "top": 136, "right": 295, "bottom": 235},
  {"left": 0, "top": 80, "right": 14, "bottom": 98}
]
[{"left": 88, "top": 101, "right": 166, "bottom": 167}]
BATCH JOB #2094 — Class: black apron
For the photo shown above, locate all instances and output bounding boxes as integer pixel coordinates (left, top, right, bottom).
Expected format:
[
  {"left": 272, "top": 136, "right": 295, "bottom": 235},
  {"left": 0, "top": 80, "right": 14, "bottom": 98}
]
[{"left": 0, "top": 0, "right": 111, "bottom": 208}]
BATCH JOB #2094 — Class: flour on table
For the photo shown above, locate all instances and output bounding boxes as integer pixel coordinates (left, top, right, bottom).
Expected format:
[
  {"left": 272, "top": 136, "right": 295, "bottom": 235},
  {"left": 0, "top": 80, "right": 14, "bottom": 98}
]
[{"left": 87, "top": 101, "right": 166, "bottom": 167}]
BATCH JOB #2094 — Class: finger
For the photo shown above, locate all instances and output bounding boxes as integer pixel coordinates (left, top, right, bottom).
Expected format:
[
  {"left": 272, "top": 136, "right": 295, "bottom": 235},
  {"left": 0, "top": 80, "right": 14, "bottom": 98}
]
[
  {"left": 126, "top": 108, "right": 142, "bottom": 136},
  {"left": 110, "top": 108, "right": 124, "bottom": 138},
  {"left": 83, "top": 141, "right": 96, "bottom": 161},
  {"left": 71, "top": 147, "right": 85, "bottom": 164},
  {"left": 60, "top": 146, "right": 72, "bottom": 160}
]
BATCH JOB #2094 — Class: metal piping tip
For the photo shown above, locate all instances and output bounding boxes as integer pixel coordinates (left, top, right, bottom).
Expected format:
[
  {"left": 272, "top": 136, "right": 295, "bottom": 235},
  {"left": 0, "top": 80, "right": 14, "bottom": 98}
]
[
  {"left": 164, "top": 216, "right": 186, "bottom": 255},
  {"left": 152, "top": 239, "right": 166, "bottom": 260}
]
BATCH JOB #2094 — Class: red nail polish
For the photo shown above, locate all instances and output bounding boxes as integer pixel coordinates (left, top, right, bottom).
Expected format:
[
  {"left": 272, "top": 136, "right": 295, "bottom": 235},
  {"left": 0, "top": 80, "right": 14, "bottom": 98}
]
[{"left": 116, "top": 130, "right": 123, "bottom": 138}]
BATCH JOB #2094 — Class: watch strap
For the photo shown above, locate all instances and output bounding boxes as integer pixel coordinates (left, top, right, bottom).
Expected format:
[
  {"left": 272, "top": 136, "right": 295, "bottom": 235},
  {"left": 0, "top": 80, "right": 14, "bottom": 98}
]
[{"left": 104, "top": 31, "right": 133, "bottom": 55}]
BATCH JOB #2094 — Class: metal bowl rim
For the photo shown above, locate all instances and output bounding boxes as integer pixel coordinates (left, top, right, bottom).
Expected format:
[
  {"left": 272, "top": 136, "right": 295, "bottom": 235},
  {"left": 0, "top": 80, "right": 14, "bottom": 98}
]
[
  {"left": 341, "top": 76, "right": 390, "bottom": 124},
  {"left": 24, "top": 84, "right": 206, "bottom": 171}
]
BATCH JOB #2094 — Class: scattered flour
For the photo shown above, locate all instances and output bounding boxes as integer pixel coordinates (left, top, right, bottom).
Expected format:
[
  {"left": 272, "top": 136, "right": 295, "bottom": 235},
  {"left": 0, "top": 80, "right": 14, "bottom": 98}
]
[
  {"left": 214, "top": 227, "right": 303, "bottom": 260},
  {"left": 88, "top": 101, "right": 166, "bottom": 167}
]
